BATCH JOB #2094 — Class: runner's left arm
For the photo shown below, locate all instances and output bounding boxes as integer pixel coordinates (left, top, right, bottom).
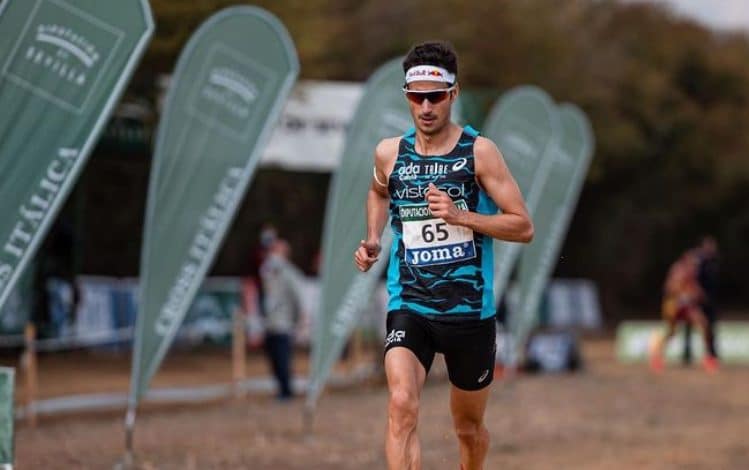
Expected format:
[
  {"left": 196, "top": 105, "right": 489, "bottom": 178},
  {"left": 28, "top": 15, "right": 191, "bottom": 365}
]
[{"left": 425, "top": 136, "right": 533, "bottom": 243}]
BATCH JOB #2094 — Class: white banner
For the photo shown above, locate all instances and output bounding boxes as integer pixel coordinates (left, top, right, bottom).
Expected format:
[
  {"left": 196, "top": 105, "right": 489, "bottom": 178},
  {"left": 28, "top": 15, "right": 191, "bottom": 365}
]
[{"left": 260, "top": 80, "right": 363, "bottom": 171}]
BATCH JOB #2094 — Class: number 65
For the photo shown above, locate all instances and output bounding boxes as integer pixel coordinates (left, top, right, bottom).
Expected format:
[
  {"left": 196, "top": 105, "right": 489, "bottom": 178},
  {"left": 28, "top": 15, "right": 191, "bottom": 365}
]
[{"left": 422, "top": 222, "right": 448, "bottom": 243}]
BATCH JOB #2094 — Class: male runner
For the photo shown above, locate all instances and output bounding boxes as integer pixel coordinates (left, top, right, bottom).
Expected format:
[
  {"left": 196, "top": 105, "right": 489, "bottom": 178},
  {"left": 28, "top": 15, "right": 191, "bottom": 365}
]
[{"left": 354, "top": 41, "right": 533, "bottom": 470}]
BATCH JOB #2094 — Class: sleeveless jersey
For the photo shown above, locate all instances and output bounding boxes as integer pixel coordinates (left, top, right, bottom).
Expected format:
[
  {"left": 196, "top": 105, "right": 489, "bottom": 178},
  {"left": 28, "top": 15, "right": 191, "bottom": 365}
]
[{"left": 387, "top": 126, "right": 497, "bottom": 319}]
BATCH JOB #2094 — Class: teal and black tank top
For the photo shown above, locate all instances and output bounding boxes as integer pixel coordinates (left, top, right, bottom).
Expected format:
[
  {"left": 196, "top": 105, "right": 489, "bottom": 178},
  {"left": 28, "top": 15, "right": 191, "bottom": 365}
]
[{"left": 387, "top": 125, "right": 497, "bottom": 319}]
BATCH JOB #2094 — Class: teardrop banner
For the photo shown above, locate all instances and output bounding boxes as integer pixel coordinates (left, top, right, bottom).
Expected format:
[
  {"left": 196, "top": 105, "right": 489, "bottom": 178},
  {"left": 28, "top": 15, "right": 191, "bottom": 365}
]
[
  {"left": 0, "top": 0, "right": 154, "bottom": 310},
  {"left": 306, "top": 58, "right": 411, "bottom": 415},
  {"left": 481, "top": 86, "right": 559, "bottom": 309},
  {"left": 126, "top": 6, "right": 299, "bottom": 446},
  {"left": 510, "top": 104, "right": 594, "bottom": 352}
]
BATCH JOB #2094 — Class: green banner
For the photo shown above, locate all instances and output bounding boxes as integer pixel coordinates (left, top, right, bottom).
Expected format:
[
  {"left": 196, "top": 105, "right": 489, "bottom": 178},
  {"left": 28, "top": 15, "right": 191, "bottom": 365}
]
[
  {"left": 481, "top": 87, "right": 559, "bottom": 306},
  {"left": 0, "top": 368, "right": 13, "bottom": 466},
  {"left": 0, "top": 0, "right": 154, "bottom": 310},
  {"left": 307, "top": 58, "right": 465, "bottom": 409},
  {"left": 129, "top": 6, "right": 299, "bottom": 405},
  {"left": 307, "top": 58, "right": 410, "bottom": 409},
  {"left": 510, "top": 104, "right": 594, "bottom": 349}
]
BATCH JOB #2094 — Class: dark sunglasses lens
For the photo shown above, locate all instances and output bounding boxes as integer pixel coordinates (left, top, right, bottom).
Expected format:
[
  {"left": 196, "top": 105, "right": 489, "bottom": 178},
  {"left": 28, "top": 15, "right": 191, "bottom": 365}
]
[
  {"left": 405, "top": 92, "right": 425, "bottom": 104},
  {"left": 405, "top": 90, "right": 449, "bottom": 104},
  {"left": 426, "top": 90, "right": 449, "bottom": 103}
]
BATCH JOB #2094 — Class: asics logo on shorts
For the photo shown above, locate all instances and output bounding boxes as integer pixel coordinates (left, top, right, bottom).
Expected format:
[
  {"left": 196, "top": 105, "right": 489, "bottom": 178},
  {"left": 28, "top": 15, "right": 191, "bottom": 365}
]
[
  {"left": 477, "top": 369, "right": 489, "bottom": 383},
  {"left": 385, "top": 329, "right": 406, "bottom": 346}
]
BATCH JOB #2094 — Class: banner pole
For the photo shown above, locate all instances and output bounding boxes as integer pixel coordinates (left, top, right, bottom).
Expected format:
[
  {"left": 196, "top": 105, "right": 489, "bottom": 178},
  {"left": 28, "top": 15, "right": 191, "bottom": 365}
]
[
  {"left": 122, "top": 403, "right": 136, "bottom": 467},
  {"left": 22, "top": 323, "right": 36, "bottom": 428},
  {"left": 232, "top": 307, "right": 246, "bottom": 399},
  {"left": 303, "top": 399, "right": 315, "bottom": 436}
]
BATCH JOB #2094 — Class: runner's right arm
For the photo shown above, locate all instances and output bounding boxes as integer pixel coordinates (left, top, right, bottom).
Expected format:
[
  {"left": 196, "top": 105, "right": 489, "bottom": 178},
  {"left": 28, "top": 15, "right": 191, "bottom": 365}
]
[{"left": 354, "top": 138, "right": 398, "bottom": 272}]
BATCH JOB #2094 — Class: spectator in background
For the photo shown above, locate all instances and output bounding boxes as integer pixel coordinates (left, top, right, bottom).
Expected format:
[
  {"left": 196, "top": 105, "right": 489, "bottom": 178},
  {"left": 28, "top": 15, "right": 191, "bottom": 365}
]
[
  {"left": 650, "top": 249, "right": 718, "bottom": 373},
  {"left": 249, "top": 223, "right": 278, "bottom": 314},
  {"left": 260, "top": 238, "right": 303, "bottom": 401},
  {"left": 682, "top": 236, "right": 720, "bottom": 364},
  {"left": 251, "top": 224, "right": 278, "bottom": 281},
  {"left": 259, "top": 224, "right": 278, "bottom": 251}
]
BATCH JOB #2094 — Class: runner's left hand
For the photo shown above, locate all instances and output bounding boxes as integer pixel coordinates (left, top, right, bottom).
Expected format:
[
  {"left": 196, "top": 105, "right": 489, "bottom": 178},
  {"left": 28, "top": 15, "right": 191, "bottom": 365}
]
[{"left": 426, "top": 183, "right": 462, "bottom": 225}]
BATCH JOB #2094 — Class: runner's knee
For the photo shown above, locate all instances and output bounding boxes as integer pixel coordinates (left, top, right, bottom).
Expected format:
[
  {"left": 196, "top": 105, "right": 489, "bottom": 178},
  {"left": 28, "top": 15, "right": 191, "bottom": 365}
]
[
  {"left": 388, "top": 389, "right": 419, "bottom": 430},
  {"left": 454, "top": 419, "right": 487, "bottom": 445}
]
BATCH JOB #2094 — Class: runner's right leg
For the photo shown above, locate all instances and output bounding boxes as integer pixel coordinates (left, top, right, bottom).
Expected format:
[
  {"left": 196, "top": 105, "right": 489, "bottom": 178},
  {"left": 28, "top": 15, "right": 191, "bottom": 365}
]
[{"left": 385, "top": 347, "right": 427, "bottom": 470}]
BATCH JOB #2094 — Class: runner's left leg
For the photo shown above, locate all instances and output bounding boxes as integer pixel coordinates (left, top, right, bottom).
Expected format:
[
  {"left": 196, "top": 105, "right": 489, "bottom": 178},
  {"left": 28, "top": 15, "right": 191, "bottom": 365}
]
[{"left": 450, "top": 385, "right": 491, "bottom": 470}]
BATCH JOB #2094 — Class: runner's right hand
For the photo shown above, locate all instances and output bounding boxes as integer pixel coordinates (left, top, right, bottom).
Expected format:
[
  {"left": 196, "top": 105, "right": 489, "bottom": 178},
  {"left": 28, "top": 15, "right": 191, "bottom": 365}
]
[{"left": 354, "top": 239, "right": 381, "bottom": 272}]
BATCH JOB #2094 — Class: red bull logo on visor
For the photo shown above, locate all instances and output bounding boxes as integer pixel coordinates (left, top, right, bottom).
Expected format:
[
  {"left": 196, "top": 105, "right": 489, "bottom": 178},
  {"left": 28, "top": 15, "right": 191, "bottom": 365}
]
[{"left": 405, "top": 65, "right": 455, "bottom": 84}]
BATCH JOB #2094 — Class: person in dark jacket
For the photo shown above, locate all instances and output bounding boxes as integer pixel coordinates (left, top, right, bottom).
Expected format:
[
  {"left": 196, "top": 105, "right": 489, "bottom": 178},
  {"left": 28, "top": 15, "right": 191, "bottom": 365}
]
[
  {"left": 260, "top": 239, "right": 303, "bottom": 400},
  {"left": 682, "top": 236, "right": 719, "bottom": 366}
]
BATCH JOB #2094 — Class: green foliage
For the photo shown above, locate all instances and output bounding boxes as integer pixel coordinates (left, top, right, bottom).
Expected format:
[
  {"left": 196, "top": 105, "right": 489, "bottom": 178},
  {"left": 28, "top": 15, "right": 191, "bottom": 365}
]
[{"left": 130, "top": 0, "right": 749, "bottom": 313}]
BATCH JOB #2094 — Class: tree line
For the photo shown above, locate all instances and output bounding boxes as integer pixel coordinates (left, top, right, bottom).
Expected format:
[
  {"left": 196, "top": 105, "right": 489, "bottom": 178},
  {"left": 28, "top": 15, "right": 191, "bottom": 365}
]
[{"left": 125, "top": 0, "right": 749, "bottom": 317}]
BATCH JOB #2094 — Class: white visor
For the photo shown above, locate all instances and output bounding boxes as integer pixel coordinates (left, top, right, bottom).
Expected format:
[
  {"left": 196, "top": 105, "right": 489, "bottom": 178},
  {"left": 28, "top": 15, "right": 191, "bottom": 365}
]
[{"left": 405, "top": 65, "right": 456, "bottom": 85}]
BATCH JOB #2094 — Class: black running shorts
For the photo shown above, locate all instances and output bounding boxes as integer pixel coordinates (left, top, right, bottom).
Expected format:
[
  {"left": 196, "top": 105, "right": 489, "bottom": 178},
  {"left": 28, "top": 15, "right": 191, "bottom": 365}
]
[{"left": 384, "top": 310, "right": 497, "bottom": 391}]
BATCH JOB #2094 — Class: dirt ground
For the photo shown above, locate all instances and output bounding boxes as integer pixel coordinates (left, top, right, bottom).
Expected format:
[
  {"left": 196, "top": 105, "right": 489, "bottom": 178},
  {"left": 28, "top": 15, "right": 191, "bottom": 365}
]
[{"left": 12, "top": 338, "right": 749, "bottom": 469}]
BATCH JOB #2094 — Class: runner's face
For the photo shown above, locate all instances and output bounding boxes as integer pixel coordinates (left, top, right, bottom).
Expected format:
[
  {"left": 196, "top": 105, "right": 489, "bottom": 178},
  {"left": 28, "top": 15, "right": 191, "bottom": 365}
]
[{"left": 404, "top": 81, "right": 456, "bottom": 136}]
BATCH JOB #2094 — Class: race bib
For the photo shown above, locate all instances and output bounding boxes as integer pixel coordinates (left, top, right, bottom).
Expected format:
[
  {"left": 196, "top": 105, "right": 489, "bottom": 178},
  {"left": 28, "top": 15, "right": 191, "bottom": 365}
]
[{"left": 400, "top": 200, "right": 476, "bottom": 266}]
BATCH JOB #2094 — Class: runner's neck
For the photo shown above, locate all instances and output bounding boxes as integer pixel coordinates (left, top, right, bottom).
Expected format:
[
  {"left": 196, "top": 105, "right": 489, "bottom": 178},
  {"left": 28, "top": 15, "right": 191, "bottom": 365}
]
[{"left": 414, "top": 123, "right": 463, "bottom": 157}]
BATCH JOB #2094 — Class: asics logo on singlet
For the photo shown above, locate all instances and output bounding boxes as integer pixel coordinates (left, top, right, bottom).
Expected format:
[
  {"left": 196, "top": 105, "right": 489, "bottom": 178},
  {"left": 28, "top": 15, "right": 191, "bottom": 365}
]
[
  {"left": 385, "top": 329, "right": 406, "bottom": 346},
  {"left": 452, "top": 158, "right": 467, "bottom": 171},
  {"left": 394, "top": 183, "right": 467, "bottom": 200}
]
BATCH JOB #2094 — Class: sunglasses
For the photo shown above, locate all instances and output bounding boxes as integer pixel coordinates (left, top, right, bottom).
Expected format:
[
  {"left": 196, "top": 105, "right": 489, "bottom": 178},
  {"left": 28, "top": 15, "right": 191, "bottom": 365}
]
[{"left": 402, "top": 86, "right": 455, "bottom": 105}]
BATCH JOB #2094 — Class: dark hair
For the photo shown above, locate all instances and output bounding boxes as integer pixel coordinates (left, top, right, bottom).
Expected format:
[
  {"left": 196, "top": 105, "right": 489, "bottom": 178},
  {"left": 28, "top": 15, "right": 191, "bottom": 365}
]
[{"left": 402, "top": 41, "right": 458, "bottom": 85}]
